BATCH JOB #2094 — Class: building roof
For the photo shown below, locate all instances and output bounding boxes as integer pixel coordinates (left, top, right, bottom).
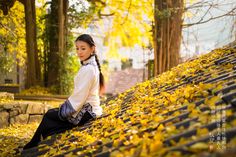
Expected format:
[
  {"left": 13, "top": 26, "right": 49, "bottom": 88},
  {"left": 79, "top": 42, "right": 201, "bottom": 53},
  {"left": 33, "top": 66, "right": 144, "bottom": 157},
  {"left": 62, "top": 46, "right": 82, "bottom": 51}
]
[
  {"left": 22, "top": 45, "right": 236, "bottom": 157},
  {"left": 105, "top": 68, "right": 147, "bottom": 95}
]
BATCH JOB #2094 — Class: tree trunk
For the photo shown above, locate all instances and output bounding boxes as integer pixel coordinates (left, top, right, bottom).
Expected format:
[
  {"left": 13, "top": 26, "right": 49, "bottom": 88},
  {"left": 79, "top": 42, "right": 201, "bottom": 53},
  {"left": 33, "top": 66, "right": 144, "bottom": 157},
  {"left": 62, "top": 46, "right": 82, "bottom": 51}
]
[
  {"left": 153, "top": 0, "right": 183, "bottom": 76},
  {"left": 58, "top": 0, "right": 68, "bottom": 94},
  {"left": 43, "top": 15, "right": 49, "bottom": 87},
  {"left": 58, "top": 0, "right": 65, "bottom": 57},
  {"left": 47, "top": 0, "right": 68, "bottom": 93},
  {"left": 47, "top": 0, "right": 59, "bottom": 87},
  {"left": 23, "top": 0, "right": 40, "bottom": 88}
]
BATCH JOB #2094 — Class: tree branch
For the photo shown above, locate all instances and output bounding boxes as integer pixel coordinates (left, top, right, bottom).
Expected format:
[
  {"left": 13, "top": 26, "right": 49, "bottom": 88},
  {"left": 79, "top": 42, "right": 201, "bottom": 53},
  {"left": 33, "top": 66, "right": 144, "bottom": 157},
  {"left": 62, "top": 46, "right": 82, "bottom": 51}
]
[
  {"left": 18, "top": 0, "right": 24, "bottom": 5},
  {"left": 0, "top": 23, "right": 17, "bottom": 37},
  {"left": 191, "top": 4, "right": 213, "bottom": 26},
  {"left": 87, "top": 0, "right": 106, "bottom": 7},
  {"left": 185, "top": 1, "right": 212, "bottom": 11},
  {"left": 98, "top": 10, "right": 115, "bottom": 17},
  {"left": 121, "top": 0, "right": 132, "bottom": 25},
  {"left": 185, "top": 1, "right": 235, "bottom": 11},
  {"left": 183, "top": 7, "right": 236, "bottom": 28}
]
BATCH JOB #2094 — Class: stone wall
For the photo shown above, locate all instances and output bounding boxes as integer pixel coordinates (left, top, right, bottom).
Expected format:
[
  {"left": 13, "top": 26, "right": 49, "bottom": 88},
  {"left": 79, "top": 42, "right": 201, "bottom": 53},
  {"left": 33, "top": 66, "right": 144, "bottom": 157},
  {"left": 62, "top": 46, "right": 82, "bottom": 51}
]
[
  {"left": 0, "top": 92, "right": 14, "bottom": 100},
  {"left": 0, "top": 101, "right": 52, "bottom": 128}
]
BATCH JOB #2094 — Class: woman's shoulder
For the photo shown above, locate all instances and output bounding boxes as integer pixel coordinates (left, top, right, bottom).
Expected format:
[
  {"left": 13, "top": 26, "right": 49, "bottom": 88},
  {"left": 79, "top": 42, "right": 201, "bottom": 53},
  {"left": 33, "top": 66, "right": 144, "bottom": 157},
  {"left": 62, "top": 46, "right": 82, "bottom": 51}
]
[{"left": 80, "top": 64, "right": 96, "bottom": 75}]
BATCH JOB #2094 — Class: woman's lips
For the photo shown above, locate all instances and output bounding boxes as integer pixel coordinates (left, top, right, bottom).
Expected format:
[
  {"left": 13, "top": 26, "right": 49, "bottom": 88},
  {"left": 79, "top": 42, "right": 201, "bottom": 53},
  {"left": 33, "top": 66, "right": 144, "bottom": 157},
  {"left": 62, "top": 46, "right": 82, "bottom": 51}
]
[{"left": 79, "top": 56, "right": 85, "bottom": 61}]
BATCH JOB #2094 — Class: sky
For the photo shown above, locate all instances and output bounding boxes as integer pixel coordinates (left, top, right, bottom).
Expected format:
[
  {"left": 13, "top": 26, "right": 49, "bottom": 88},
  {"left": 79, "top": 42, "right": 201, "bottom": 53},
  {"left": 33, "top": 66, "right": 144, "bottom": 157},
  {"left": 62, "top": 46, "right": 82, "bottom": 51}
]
[{"left": 181, "top": 0, "right": 236, "bottom": 58}]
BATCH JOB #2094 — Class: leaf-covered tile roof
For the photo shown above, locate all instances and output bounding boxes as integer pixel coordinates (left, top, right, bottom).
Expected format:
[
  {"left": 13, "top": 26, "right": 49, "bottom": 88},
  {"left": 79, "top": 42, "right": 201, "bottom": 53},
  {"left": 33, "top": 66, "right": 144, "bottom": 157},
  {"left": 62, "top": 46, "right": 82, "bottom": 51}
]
[{"left": 22, "top": 46, "right": 236, "bottom": 157}]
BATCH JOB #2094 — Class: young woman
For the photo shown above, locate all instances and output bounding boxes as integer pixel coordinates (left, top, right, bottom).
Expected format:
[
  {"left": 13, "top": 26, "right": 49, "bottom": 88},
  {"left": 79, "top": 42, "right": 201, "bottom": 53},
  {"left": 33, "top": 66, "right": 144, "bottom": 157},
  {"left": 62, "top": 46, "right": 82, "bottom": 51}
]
[{"left": 23, "top": 34, "right": 104, "bottom": 150}]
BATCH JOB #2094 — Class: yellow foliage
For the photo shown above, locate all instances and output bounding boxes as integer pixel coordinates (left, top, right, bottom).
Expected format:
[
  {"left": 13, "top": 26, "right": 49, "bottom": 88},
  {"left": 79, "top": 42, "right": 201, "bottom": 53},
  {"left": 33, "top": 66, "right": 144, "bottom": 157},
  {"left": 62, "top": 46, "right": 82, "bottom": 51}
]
[
  {"left": 20, "top": 85, "right": 54, "bottom": 96},
  {"left": 196, "top": 128, "right": 209, "bottom": 136},
  {"left": 0, "top": 1, "right": 26, "bottom": 65},
  {"left": 96, "top": 0, "right": 153, "bottom": 59},
  {"left": 189, "top": 142, "right": 209, "bottom": 152},
  {"left": 0, "top": 123, "right": 38, "bottom": 156},
  {"left": 205, "top": 96, "right": 221, "bottom": 109}
]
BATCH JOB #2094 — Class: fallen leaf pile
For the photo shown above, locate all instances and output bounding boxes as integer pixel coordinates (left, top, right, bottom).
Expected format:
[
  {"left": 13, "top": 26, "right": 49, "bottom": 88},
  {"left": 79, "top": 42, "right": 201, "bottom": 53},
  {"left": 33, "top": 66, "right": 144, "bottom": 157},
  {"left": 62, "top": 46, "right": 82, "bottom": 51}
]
[
  {"left": 19, "top": 86, "right": 53, "bottom": 96},
  {"left": 0, "top": 123, "right": 38, "bottom": 156}
]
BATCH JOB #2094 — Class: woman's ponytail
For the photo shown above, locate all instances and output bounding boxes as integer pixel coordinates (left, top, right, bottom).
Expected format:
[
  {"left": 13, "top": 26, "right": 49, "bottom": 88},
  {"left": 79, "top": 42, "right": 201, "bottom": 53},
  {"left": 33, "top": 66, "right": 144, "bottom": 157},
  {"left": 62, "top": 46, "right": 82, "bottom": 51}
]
[{"left": 94, "top": 54, "right": 105, "bottom": 94}]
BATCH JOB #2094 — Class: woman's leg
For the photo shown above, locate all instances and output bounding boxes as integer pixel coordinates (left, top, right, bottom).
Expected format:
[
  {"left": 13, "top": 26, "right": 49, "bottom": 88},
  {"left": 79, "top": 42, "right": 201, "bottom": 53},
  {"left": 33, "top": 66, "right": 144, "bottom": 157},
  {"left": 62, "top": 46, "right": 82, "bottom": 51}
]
[
  {"left": 23, "top": 108, "right": 74, "bottom": 150},
  {"left": 23, "top": 104, "right": 96, "bottom": 150}
]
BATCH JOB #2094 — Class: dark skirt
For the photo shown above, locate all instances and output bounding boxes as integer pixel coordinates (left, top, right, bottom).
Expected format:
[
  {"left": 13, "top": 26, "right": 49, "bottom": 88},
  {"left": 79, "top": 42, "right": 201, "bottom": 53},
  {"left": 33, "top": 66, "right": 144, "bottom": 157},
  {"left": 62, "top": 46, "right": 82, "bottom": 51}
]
[{"left": 23, "top": 105, "right": 95, "bottom": 150}]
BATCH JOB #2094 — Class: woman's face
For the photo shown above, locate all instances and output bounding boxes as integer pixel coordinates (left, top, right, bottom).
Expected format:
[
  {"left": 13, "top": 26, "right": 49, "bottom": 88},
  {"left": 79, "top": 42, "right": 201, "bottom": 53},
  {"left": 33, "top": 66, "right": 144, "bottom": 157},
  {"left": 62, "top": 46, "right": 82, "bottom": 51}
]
[{"left": 75, "top": 40, "right": 95, "bottom": 61}]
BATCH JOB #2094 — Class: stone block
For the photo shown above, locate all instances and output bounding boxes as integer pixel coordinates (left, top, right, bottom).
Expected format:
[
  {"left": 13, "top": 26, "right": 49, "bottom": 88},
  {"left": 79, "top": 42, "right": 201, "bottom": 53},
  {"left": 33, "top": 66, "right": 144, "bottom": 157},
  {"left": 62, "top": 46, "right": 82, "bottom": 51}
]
[
  {"left": 26, "top": 103, "right": 45, "bottom": 114},
  {"left": 0, "top": 92, "right": 14, "bottom": 100},
  {"left": 10, "top": 117, "right": 15, "bottom": 124},
  {"left": 12, "top": 114, "right": 29, "bottom": 124},
  {"left": 28, "top": 115, "right": 43, "bottom": 123},
  {"left": 0, "top": 111, "right": 9, "bottom": 128},
  {"left": 9, "top": 110, "right": 19, "bottom": 117},
  {"left": 18, "top": 103, "right": 28, "bottom": 114},
  {"left": 44, "top": 105, "right": 53, "bottom": 113},
  {"left": 0, "top": 105, "right": 4, "bottom": 112},
  {"left": 3, "top": 103, "right": 14, "bottom": 110}
]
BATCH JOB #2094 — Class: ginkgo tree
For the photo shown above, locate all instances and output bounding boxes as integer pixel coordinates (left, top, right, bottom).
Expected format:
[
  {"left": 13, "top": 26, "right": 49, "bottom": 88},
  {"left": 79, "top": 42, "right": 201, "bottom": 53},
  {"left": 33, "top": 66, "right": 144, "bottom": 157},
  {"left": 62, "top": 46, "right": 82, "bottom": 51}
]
[
  {"left": 94, "top": 0, "right": 185, "bottom": 75},
  {"left": 0, "top": 0, "right": 41, "bottom": 88},
  {"left": 0, "top": 1, "right": 26, "bottom": 75},
  {"left": 94, "top": 0, "right": 235, "bottom": 76},
  {"left": 0, "top": 0, "right": 104, "bottom": 94},
  {"left": 96, "top": 0, "right": 153, "bottom": 58}
]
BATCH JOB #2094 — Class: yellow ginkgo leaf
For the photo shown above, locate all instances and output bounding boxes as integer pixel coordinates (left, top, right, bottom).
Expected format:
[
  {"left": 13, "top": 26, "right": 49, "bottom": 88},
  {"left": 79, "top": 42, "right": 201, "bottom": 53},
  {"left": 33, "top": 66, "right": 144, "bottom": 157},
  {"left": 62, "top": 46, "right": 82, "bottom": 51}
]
[
  {"left": 205, "top": 96, "right": 221, "bottom": 107},
  {"left": 157, "top": 124, "right": 165, "bottom": 132},
  {"left": 196, "top": 128, "right": 209, "bottom": 136},
  {"left": 189, "top": 142, "right": 209, "bottom": 151},
  {"left": 187, "top": 103, "right": 196, "bottom": 111},
  {"left": 166, "top": 125, "right": 176, "bottom": 134}
]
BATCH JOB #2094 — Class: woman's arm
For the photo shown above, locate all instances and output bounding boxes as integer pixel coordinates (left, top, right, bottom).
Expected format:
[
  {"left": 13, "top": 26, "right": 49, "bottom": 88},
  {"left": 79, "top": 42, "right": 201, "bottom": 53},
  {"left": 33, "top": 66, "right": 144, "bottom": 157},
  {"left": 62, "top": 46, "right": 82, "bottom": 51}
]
[
  {"left": 58, "top": 100, "right": 76, "bottom": 121},
  {"left": 58, "top": 65, "right": 95, "bottom": 120}
]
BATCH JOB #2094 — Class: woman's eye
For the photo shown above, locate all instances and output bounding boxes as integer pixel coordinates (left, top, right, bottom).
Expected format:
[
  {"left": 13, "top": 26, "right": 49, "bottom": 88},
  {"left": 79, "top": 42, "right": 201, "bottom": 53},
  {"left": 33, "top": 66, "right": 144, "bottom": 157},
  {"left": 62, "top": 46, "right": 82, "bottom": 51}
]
[{"left": 76, "top": 47, "right": 86, "bottom": 51}]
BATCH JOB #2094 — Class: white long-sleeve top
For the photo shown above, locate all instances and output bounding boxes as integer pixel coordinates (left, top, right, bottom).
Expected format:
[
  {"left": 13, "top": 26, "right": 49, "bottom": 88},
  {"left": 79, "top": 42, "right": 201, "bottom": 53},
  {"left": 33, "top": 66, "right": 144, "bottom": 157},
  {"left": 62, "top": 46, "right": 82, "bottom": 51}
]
[{"left": 68, "top": 56, "right": 103, "bottom": 117}]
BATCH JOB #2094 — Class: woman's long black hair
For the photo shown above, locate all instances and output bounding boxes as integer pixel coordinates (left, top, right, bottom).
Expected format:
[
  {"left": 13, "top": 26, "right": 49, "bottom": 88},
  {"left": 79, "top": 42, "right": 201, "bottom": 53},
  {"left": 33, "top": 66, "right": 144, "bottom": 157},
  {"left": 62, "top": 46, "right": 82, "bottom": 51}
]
[{"left": 75, "top": 34, "right": 105, "bottom": 94}]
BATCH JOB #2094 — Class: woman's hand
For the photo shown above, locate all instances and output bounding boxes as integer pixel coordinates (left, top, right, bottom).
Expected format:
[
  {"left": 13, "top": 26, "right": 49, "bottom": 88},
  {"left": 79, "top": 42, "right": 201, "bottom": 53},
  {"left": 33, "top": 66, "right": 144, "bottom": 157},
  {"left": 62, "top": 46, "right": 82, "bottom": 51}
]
[{"left": 58, "top": 100, "right": 76, "bottom": 121}]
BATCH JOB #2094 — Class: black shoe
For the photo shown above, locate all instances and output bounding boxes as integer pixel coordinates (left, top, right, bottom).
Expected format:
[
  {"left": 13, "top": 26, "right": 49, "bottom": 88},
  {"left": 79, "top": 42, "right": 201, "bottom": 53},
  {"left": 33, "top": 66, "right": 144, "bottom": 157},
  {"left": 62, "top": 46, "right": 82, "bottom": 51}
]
[
  {"left": 14, "top": 145, "right": 23, "bottom": 155},
  {"left": 23, "top": 141, "right": 38, "bottom": 150}
]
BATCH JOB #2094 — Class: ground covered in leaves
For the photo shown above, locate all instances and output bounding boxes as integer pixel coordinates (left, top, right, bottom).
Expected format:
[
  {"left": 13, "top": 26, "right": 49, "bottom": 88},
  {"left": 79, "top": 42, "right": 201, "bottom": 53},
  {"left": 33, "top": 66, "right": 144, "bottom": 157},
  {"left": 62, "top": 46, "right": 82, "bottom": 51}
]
[
  {"left": 0, "top": 100, "right": 63, "bottom": 156},
  {"left": 2, "top": 46, "right": 236, "bottom": 157},
  {"left": 0, "top": 123, "right": 38, "bottom": 156}
]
